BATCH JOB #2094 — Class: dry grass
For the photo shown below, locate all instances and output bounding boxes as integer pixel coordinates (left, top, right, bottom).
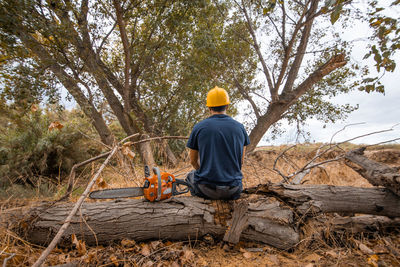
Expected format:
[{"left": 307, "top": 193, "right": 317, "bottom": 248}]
[{"left": 1, "top": 144, "right": 400, "bottom": 266}]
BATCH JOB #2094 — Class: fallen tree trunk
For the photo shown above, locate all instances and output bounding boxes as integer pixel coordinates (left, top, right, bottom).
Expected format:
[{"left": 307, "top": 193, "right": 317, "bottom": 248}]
[
  {"left": 245, "top": 184, "right": 400, "bottom": 217},
  {"left": 5, "top": 184, "right": 400, "bottom": 252},
  {"left": 329, "top": 215, "right": 400, "bottom": 234},
  {"left": 9, "top": 196, "right": 299, "bottom": 250},
  {"left": 344, "top": 148, "right": 400, "bottom": 196}
]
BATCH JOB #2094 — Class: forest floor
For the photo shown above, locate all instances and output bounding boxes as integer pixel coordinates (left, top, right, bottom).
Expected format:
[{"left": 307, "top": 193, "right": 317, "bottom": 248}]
[{"left": 1, "top": 143, "right": 400, "bottom": 266}]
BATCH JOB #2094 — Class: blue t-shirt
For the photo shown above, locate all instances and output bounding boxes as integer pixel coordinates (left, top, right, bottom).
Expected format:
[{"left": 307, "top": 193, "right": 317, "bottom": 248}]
[{"left": 186, "top": 114, "right": 250, "bottom": 187}]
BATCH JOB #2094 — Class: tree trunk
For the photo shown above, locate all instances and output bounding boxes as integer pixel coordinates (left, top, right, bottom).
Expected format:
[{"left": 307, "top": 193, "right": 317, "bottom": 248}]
[
  {"left": 246, "top": 54, "right": 347, "bottom": 153},
  {"left": 10, "top": 197, "right": 299, "bottom": 250},
  {"left": 345, "top": 148, "right": 400, "bottom": 197},
  {"left": 137, "top": 135, "right": 156, "bottom": 168},
  {"left": 328, "top": 215, "right": 400, "bottom": 234},
  {"left": 245, "top": 184, "right": 400, "bottom": 217},
  {"left": 163, "top": 142, "right": 178, "bottom": 167},
  {"left": 5, "top": 184, "right": 400, "bottom": 251}
]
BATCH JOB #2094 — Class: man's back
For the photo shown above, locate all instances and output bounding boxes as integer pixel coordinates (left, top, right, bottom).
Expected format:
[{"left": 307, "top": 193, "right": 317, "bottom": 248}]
[{"left": 187, "top": 114, "right": 250, "bottom": 187}]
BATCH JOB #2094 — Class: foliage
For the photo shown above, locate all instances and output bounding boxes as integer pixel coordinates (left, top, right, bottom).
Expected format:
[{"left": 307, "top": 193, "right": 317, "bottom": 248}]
[
  {"left": 207, "top": 0, "right": 400, "bottom": 149},
  {"left": 0, "top": 106, "right": 103, "bottom": 187},
  {"left": 0, "top": 0, "right": 398, "bottom": 158}
]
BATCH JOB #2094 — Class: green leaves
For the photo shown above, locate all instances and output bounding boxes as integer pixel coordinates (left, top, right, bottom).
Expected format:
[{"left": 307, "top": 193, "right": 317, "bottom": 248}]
[
  {"left": 330, "top": 4, "right": 343, "bottom": 24},
  {"left": 262, "top": 0, "right": 277, "bottom": 15}
]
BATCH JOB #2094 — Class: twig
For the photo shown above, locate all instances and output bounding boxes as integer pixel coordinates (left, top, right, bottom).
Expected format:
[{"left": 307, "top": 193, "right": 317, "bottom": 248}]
[
  {"left": 32, "top": 146, "right": 119, "bottom": 267},
  {"left": 128, "top": 135, "right": 188, "bottom": 145},
  {"left": 60, "top": 133, "right": 140, "bottom": 200},
  {"left": 273, "top": 145, "right": 297, "bottom": 182},
  {"left": 364, "top": 137, "right": 400, "bottom": 148},
  {"left": 60, "top": 151, "right": 112, "bottom": 201},
  {"left": 329, "top": 122, "right": 366, "bottom": 144},
  {"left": 76, "top": 129, "right": 112, "bottom": 150},
  {"left": 275, "top": 125, "right": 399, "bottom": 184},
  {"left": 2, "top": 252, "right": 15, "bottom": 267},
  {"left": 120, "top": 133, "right": 140, "bottom": 144}
]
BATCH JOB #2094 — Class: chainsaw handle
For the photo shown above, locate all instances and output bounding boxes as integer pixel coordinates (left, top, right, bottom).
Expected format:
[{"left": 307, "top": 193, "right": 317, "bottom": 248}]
[
  {"left": 153, "top": 167, "right": 162, "bottom": 201},
  {"left": 172, "top": 179, "right": 190, "bottom": 195}
]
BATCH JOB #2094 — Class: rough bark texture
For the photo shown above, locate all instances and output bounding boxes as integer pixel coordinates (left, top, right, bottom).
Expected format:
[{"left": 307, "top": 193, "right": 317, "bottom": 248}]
[
  {"left": 329, "top": 215, "right": 400, "bottom": 234},
  {"left": 13, "top": 197, "right": 299, "bottom": 250},
  {"left": 223, "top": 201, "right": 249, "bottom": 244},
  {"left": 345, "top": 148, "right": 400, "bottom": 196},
  {"left": 245, "top": 184, "right": 400, "bottom": 217}
]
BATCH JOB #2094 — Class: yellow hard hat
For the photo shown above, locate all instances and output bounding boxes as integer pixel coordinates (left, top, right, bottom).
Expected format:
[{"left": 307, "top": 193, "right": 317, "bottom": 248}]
[{"left": 206, "top": 86, "right": 230, "bottom": 107}]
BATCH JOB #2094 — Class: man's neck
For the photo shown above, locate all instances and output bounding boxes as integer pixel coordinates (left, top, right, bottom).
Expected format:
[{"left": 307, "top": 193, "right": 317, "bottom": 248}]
[{"left": 210, "top": 111, "right": 226, "bottom": 115}]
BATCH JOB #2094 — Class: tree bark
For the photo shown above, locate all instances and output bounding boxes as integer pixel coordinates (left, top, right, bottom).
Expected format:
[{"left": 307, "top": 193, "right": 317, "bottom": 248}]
[
  {"left": 10, "top": 197, "right": 299, "bottom": 250},
  {"left": 245, "top": 183, "right": 400, "bottom": 217},
  {"left": 328, "top": 215, "right": 400, "bottom": 234},
  {"left": 345, "top": 148, "right": 400, "bottom": 197},
  {"left": 5, "top": 184, "right": 400, "bottom": 252},
  {"left": 163, "top": 142, "right": 178, "bottom": 167}
]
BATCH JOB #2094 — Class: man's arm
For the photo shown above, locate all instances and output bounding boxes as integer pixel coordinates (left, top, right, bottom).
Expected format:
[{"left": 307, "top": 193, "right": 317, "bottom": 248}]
[
  {"left": 242, "top": 146, "right": 246, "bottom": 166},
  {"left": 189, "top": 149, "right": 200, "bottom": 170}
]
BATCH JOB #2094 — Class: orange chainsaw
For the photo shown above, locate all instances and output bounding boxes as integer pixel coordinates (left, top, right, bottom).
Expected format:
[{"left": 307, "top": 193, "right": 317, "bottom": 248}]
[{"left": 89, "top": 166, "right": 190, "bottom": 202}]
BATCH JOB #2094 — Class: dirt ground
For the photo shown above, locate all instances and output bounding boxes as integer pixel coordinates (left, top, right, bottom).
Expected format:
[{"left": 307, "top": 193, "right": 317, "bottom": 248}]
[{"left": 1, "top": 146, "right": 400, "bottom": 266}]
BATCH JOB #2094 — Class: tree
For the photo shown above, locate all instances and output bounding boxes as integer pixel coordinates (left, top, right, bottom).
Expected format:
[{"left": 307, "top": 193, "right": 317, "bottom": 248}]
[
  {"left": 0, "top": 0, "right": 254, "bottom": 166},
  {"left": 208, "top": 0, "right": 399, "bottom": 152},
  {"left": 1, "top": 0, "right": 398, "bottom": 162}
]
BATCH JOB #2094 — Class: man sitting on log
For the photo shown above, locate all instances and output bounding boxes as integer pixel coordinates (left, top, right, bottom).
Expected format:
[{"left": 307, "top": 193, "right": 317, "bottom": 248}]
[{"left": 185, "top": 86, "right": 250, "bottom": 200}]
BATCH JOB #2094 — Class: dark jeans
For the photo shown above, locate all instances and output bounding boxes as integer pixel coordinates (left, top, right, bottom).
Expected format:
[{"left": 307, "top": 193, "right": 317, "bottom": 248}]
[{"left": 185, "top": 171, "right": 242, "bottom": 200}]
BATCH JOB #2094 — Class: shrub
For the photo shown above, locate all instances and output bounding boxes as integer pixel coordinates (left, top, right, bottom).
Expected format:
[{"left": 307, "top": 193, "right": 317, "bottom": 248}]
[{"left": 0, "top": 107, "right": 102, "bottom": 187}]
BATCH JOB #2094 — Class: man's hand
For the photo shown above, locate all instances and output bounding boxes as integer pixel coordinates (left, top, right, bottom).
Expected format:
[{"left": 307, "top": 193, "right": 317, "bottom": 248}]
[{"left": 189, "top": 149, "right": 200, "bottom": 170}]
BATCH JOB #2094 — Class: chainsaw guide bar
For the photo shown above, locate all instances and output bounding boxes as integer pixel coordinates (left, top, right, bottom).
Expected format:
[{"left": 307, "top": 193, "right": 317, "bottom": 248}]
[{"left": 89, "top": 187, "right": 144, "bottom": 199}]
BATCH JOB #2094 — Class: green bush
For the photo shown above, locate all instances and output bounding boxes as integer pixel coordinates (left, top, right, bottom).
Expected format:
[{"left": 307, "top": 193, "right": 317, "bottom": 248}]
[{"left": 0, "top": 107, "right": 102, "bottom": 187}]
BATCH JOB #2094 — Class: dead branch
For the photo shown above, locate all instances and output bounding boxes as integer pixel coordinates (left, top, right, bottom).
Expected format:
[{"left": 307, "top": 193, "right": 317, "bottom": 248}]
[
  {"left": 273, "top": 145, "right": 297, "bottom": 182},
  {"left": 61, "top": 134, "right": 188, "bottom": 200},
  {"left": 345, "top": 148, "right": 400, "bottom": 197},
  {"left": 32, "top": 146, "right": 119, "bottom": 267},
  {"left": 245, "top": 183, "right": 400, "bottom": 217},
  {"left": 128, "top": 135, "right": 188, "bottom": 145},
  {"left": 273, "top": 125, "right": 400, "bottom": 185}
]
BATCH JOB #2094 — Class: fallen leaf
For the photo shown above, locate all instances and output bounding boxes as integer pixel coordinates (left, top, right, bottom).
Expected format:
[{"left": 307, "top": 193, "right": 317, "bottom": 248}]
[
  {"left": 304, "top": 264, "right": 314, "bottom": 267},
  {"left": 170, "top": 261, "right": 180, "bottom": 267},
  {"left": 243, "top": 251, "right": 252, "bottom": 259},
  {"left": 71, "top": 234, "right": 78, "bottom": 246},
  {"left": 96, "top": 177, "right": 108, "bottom": 189},
  {"left": 164, "top": 241, "right": 173, "bottom": 247},
  {"left": 121, "top": 146, "right": 136, "bottom": 159},
  {"left": 367, "top": 254, "right": 379, "bottom": 267},
  {"left": 84, "top": 251, "right": 96, "bottom": 263},
  {"left": 267, "top": 254, "right": 280, "bottom": 265},
  {"left": 359, "top": 243, "right": 374, "bottom": 255},
  {"left": 48, "top": 121, "right": 64, "bottom": 131},
  {"left": 141, "top": 244, "right": 151, "bottom": 257},
  {"left": 121, "top": 239, "right": 136, "bottom": 247},
  {"left": 197, "top": 256, "right": 208, "bottom": 266},
  {"left": 150, "top": 240, "right": 161, "bottom": 250},
  {"left": 71, "top": 234, "right": 87, "bottom": 256},
  {"left": 181, "top": 248, "right": 194, "bottom": 263},
  {"left": 109, "top": 255, "right": 118, "bottom": 266},
  {"left": 31, "top": 104, "right": 38, "bottom": 112},
  {"left": 143, "top": 260, "right": 154, "bottom": 267}
]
